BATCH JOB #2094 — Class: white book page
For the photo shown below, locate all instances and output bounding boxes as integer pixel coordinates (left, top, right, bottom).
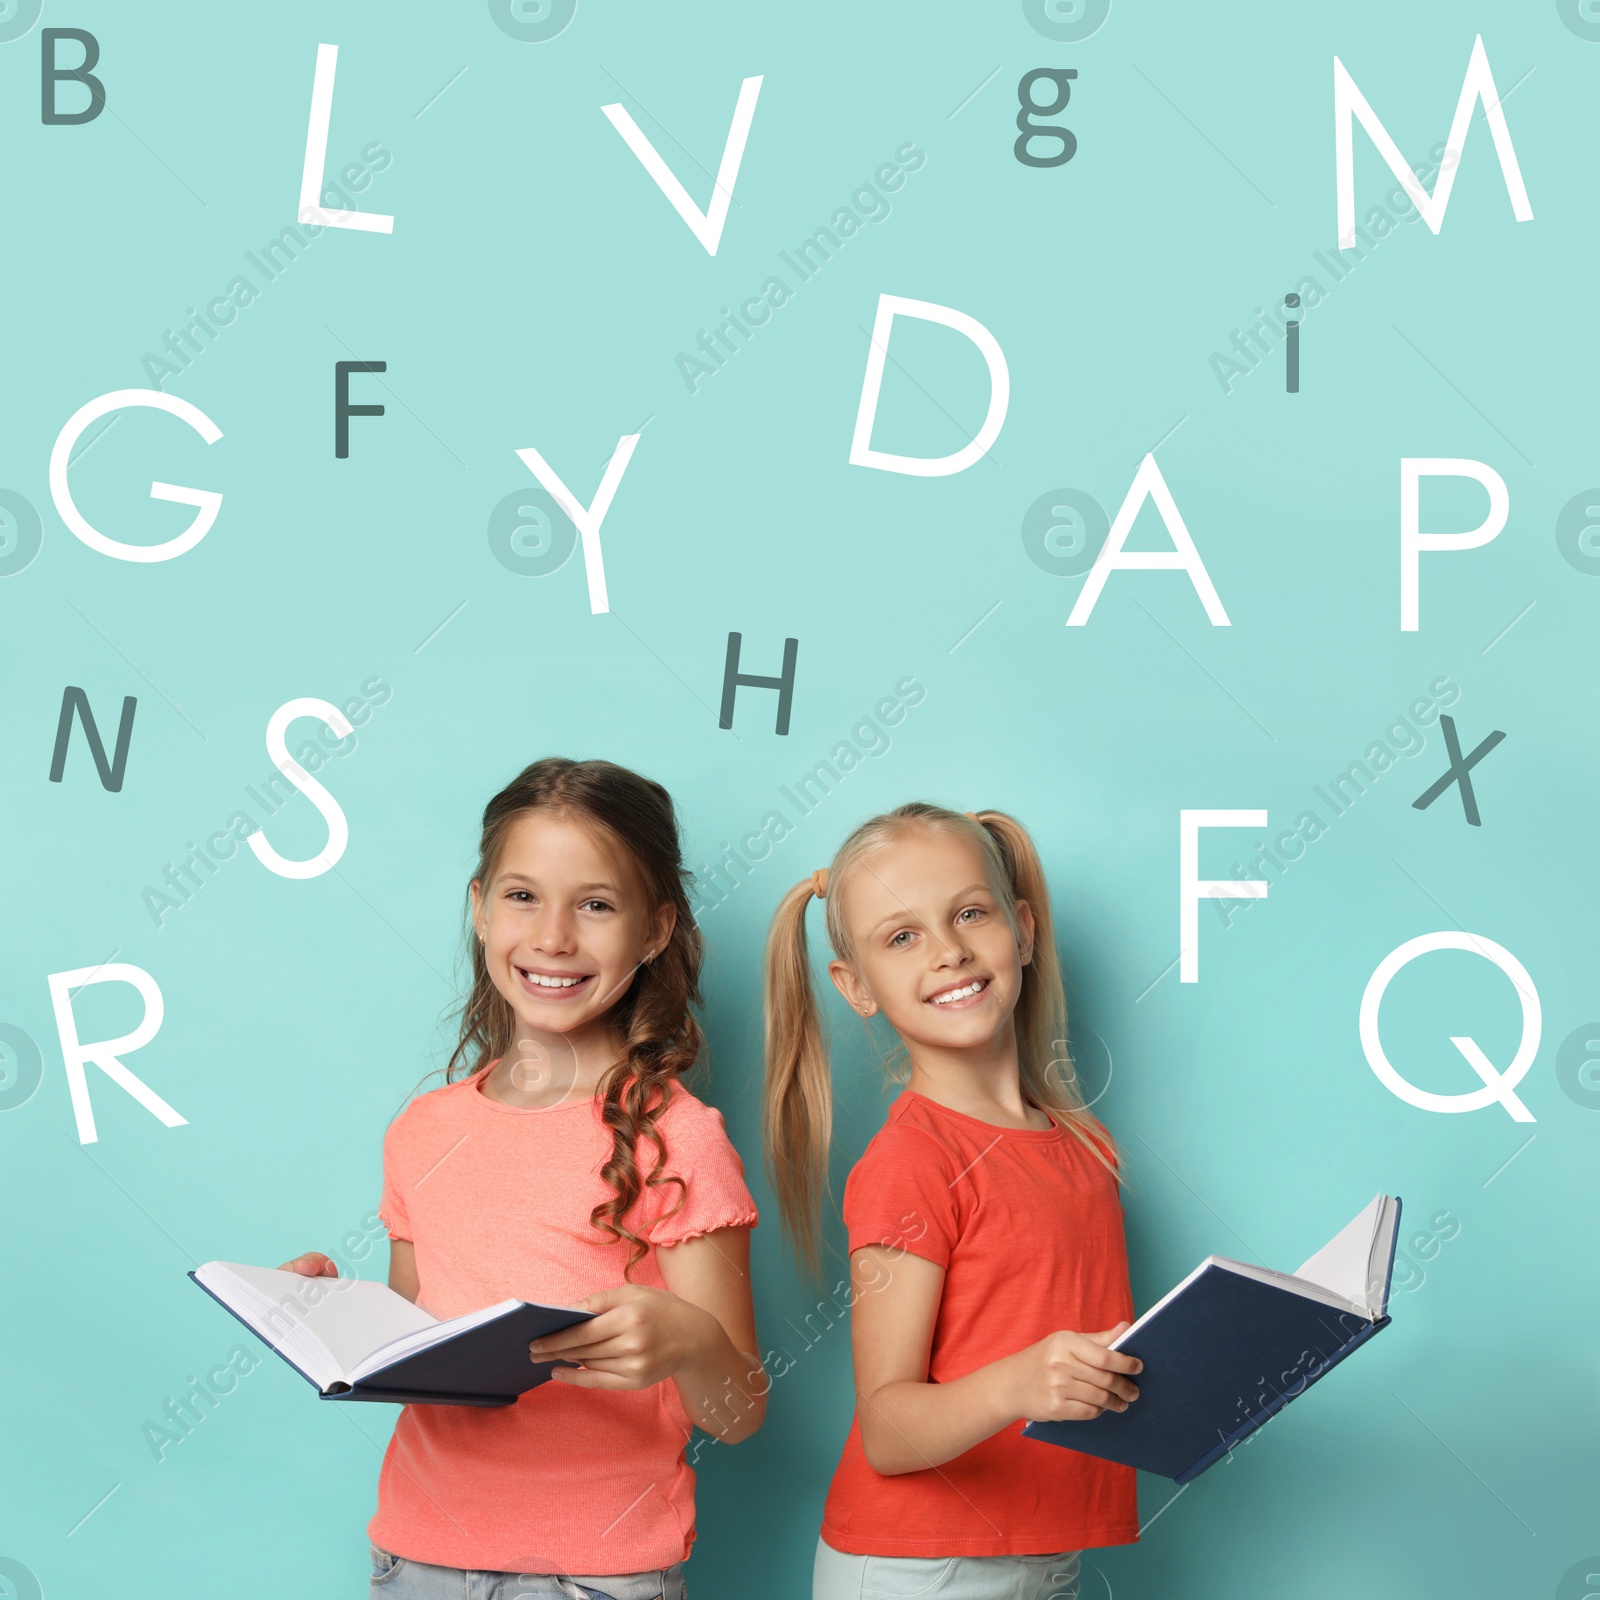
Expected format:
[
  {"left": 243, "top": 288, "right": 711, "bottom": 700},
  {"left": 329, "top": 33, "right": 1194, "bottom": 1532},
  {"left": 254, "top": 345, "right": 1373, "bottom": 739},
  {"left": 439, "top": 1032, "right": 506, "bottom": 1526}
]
[
  {"left": 1107, "top": 1199, "right": 1399, "bottom": 1349},
  {"left": 1293, "top": 1194, "right": 1385, "bottom": 1314},
  {"left": 347, "top": 1298, "right": 525, "bottom": 1383},
  {"left": 200, "top": 1263, "right": 438, "bottom": 1385},
  {"left": 1368, "top": 1196, "right": 1399, "bottom": 1317}
]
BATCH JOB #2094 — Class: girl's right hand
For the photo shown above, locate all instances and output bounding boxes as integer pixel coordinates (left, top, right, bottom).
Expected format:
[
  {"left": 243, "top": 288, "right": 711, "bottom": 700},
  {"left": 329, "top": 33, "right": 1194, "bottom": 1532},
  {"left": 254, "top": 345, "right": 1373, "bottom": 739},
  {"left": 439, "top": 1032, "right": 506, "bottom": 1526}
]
[
  {"left": 1004, "top": 1322, "right": 1142, "bottom": 1422},
  {"left": 278, "top": 1251, "right": 339, "bottom": 1277}
]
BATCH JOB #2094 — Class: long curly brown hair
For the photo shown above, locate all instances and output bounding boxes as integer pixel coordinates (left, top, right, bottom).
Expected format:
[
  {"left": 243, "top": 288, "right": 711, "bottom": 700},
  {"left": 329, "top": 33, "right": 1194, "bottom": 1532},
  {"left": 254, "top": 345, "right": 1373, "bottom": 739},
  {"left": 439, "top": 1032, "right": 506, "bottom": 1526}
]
[{"left": 445, "top": 757, "right": 704, "bottom": 1274}]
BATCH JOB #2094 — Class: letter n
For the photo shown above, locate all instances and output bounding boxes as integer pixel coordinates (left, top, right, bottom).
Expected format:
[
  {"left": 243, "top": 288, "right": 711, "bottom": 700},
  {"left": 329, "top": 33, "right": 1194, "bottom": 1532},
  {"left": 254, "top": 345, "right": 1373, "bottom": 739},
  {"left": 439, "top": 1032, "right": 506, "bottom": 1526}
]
[{"left": 49, "top": 687, "right": 137, "bottom": 792}]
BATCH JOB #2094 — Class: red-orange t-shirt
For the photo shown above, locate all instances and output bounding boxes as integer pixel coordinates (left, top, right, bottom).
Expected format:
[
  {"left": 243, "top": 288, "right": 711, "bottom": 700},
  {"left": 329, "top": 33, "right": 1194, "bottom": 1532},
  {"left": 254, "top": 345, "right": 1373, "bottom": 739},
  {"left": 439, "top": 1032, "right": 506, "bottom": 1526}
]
[
  {"left": 368, "top": 1065, "right": 758, "bottom": 1574},
  {"left": 820, "top": 1089, "right": 1140, "bottom": 1558}
]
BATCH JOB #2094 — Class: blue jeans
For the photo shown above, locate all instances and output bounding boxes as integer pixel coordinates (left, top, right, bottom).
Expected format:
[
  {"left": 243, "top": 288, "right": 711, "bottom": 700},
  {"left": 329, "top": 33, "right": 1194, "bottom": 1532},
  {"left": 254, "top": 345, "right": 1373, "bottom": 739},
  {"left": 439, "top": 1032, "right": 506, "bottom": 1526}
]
[
  {"left": 368, "top": 1542, "right": 687, "bottom": 1600},
  {"left": 813, "top": 1537, "right": 1080, "bottom": 1599}
]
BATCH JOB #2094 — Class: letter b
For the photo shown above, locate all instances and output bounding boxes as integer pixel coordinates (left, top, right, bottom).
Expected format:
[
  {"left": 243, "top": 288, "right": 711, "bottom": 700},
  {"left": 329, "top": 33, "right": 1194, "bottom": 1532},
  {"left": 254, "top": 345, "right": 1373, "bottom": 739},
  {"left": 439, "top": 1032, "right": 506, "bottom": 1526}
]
[{"left": 42, "top": 28, "right": 104, "bottom": 125}]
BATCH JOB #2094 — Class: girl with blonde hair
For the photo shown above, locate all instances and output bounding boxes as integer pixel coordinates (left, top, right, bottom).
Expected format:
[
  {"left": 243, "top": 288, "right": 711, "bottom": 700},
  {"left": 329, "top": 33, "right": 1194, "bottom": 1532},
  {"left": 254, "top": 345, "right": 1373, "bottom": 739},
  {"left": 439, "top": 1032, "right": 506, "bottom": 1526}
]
[{"left": 764, "top": 802, "right": 1143, "bottom": 1599}]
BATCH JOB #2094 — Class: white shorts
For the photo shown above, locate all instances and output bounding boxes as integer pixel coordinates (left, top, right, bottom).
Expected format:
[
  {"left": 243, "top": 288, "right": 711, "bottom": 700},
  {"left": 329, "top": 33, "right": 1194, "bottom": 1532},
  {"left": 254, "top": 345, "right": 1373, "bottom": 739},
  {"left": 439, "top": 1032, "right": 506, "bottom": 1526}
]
[{"left": 813, "top": 1536, "right": 1082, "bottom": 1600}]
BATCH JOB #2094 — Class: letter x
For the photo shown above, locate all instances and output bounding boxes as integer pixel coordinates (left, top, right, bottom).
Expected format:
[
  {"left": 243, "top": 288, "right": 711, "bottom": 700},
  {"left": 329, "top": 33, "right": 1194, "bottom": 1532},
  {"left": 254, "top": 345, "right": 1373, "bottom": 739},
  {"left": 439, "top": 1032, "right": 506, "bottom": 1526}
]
[{"left": 1412, "top": 714, "right": 1504, "bottom": 826}]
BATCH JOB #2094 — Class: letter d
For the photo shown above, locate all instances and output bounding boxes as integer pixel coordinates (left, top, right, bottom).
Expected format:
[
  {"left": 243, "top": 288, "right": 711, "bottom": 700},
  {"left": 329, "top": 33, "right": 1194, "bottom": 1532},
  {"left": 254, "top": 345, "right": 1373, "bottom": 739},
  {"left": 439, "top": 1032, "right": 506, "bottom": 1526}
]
[{"left": 849, "top": 293, "right": 1009, "bottom": 477}]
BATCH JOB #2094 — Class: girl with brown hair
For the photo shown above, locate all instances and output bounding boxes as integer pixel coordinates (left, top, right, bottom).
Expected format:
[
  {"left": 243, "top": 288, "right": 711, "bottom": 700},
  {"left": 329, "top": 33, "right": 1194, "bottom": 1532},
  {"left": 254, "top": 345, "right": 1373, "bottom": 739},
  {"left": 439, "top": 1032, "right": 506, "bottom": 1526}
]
[
  {"left": 764, "top": 802, "right": 1143, "bottom": 1599},
  {"left": 283, "top": 757, "right": 764, "bottom": 1598}
]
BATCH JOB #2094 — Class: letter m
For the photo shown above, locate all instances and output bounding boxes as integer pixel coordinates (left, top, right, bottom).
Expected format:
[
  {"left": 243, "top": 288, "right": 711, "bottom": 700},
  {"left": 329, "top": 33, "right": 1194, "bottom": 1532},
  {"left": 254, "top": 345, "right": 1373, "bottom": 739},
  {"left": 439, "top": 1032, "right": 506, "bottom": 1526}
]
[
  {"left": 1334, "top": 34, "right": 1532, "bottom": 248},
  {"left": 49, "top": 687, "right": 138, "bottom": 792}
]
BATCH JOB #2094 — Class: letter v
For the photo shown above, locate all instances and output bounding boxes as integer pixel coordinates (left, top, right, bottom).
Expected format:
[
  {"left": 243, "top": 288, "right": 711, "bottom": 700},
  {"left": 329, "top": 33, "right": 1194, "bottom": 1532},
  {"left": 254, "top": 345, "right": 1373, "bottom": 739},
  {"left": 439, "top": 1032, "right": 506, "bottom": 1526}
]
[
  {"left": 514, "top": 435, "right": 640, "bottom": 615},
  {"left": 600, "top": 76, "right": 763, "bottom": 256}
]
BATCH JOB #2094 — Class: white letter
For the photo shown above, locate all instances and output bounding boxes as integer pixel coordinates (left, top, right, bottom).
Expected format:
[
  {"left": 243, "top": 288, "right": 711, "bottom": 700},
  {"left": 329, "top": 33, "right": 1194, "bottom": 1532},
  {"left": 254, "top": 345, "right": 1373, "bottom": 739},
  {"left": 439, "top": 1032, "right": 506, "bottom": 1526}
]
[
  {"left": 1179, "top": 809, "right": 1267, "bottom": 982},
  {"left": 299, "top": 44, "right": 394, "bottom": 234},
  {"left": 47, "top": 963, "right": 185, "bottom": 1145},
  {"left": 1359, "top": 931, "right": 1538, "bottom": 1121},
  {"left": 245, "top": 698, "right": 353, "bottom": 879},
  {"left": 1068, "top": 454, "right": 1230, "bottom": 626},
  {"left": 1334, "top": 35, "right": 1531, "bottom": 249},
  {"left": 1400, "top": 457, "right": 1508, "bottom": 631},
  {"left": 50, "top": 389, "right": 223, "bottom": 563},
  {"left": 514, "top": 434, "right": 640, "bottom": 615},
  {"left": 849, "top": 294, "right": 1009, "bottom": 477},
  {"left": 601, "top": 75, "right": 762, "bottom": 256}
]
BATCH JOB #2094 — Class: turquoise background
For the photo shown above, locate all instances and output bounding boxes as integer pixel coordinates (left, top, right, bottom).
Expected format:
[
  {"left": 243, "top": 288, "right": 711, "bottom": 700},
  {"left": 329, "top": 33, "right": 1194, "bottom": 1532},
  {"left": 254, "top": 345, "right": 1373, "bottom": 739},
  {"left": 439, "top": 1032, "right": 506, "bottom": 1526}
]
[{"left": 1, "top": 1, "right": 1595, "bottom": 1594}]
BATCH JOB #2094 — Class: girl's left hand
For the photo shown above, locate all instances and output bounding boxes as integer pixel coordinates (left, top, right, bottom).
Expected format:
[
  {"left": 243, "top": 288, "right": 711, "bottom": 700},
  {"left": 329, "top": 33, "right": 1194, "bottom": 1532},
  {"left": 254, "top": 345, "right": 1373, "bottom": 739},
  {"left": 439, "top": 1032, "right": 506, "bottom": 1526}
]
[{"left": 529, "top": 1284, "right": 719, "bottom": 1390}]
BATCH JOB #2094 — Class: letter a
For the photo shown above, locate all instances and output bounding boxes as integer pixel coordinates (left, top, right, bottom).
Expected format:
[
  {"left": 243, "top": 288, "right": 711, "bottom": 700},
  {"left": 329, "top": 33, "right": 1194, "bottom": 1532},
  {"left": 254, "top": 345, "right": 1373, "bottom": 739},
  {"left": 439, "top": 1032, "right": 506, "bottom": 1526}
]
[
  {"left": 299, "top": 44, "right": 395, "bottom": 233},
  {"left": 602, "top": 76, "right": 762, "bottom": 255},
  {"left": 1067, "top": 454, "right": 1229, "bottom": 625}
]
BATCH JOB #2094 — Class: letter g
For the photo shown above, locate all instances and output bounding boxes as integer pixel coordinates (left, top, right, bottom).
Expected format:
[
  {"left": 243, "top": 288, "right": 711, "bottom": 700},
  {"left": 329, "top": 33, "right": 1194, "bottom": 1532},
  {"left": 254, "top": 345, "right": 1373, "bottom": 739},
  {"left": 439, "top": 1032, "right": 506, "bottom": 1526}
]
[{"left": 50, "top": 388, "right": 223, "bottom": 562}]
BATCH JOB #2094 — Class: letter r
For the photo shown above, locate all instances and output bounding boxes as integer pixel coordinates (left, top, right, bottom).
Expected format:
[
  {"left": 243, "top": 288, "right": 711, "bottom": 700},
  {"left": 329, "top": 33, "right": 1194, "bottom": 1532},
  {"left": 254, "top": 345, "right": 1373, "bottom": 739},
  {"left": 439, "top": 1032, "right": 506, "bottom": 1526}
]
[{"left": 46, "top": 963, "right": 186, "bottom": 1144}]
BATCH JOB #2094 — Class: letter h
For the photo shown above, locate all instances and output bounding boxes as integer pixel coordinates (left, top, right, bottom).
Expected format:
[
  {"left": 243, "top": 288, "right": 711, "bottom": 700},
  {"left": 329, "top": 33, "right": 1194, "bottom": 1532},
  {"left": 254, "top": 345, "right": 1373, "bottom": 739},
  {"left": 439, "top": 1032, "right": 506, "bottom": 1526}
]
[{"left": 719, "top": 632, "right": 798, "bottom": 736}]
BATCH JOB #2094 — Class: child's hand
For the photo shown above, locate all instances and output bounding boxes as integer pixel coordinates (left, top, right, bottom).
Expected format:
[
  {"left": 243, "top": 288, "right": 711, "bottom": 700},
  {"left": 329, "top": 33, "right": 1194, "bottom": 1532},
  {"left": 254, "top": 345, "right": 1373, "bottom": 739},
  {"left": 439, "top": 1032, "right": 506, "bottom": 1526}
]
[
  {"left": 278, "top": 1252, "right": 339, "bottom": 1278},
  {"left": 1004, "top": 1321, "right": 1143, "bottom": 1423},
  {"left": 528, "top": 1284, "right": 720, "bottom": 1390}
]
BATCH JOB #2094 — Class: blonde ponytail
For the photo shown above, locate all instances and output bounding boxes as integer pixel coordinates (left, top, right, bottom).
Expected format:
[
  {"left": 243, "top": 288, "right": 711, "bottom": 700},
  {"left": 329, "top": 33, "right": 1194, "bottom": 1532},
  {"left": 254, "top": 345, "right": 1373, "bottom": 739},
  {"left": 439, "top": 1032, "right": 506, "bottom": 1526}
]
[
  {"left": 970, "top": 808, "right": 1121, "bottom": 1179},
  {"left": 762, "top": 876, "right": 834, "bottom": 1279},
  {"left": 762, "top": 802, "right": 1120, "bottom": 1280}
]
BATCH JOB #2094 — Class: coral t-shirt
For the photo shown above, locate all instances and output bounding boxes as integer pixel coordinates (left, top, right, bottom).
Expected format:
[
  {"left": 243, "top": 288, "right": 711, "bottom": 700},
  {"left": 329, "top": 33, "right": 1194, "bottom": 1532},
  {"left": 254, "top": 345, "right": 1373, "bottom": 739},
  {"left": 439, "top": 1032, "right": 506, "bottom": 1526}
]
[
  {"left": 820, "top": 1090, "right": 1140, "bottom": 1558},
  {"left": 367, "top": 1064, "right": 757, "bottom": 1574}
]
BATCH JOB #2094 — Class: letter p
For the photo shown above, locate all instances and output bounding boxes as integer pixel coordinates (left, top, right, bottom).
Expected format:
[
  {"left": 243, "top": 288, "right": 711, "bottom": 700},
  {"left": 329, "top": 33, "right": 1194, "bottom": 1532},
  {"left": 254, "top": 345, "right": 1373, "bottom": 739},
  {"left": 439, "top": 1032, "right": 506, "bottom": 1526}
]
[
  {"left": 1180, "top": 809, "right": 1268, "bottom": 982},
  {"left": 1400, "top": 458, "right": 1508, "bottom": 631},
  {"left": 47, "top": 962, "right": 186, "bottom": 1144}
]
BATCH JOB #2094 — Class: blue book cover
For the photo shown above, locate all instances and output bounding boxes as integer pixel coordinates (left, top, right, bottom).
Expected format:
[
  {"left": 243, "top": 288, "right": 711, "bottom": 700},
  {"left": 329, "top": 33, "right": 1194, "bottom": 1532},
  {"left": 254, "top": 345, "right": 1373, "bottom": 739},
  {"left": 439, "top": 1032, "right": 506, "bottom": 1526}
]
[
  {"left": 189, "top": 1262, "right": 592, "bottom": 1407},
  {"left": 1024, "top": 1193, "right": 1400, "bottom": 1483}
]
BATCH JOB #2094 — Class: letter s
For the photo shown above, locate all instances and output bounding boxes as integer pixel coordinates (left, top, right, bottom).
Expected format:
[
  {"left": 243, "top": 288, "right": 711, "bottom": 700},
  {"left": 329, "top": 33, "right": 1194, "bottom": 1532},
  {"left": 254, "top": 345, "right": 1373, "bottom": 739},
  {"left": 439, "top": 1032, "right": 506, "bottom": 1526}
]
[
  {"left": 50, "top": 389, "right": 223, "bottom": 562},
  {"left": 244, "top": 698, "right": 352, "bottom": 880}
]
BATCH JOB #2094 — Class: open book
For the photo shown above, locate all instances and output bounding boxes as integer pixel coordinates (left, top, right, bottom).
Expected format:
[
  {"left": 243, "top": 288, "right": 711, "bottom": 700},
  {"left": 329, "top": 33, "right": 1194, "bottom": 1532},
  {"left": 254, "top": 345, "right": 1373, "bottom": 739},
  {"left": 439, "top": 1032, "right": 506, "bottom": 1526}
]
[
  {"left": 1024, "top": 1193, "right": 1400, "bottom": 1482},
  {"left": 190, "top": 1262, "right": 594, "bottom": 1407}
]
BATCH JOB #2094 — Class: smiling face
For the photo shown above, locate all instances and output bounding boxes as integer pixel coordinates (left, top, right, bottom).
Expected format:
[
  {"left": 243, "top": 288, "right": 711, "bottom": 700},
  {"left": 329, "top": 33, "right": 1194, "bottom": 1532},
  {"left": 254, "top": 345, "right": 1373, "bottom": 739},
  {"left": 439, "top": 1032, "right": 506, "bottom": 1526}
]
[
  {"left": 469, "top": 808, "right": 672, "bottom": 1048},
  {"left": 827, "top": 822, "right": 1033, "bottom": 1065}
]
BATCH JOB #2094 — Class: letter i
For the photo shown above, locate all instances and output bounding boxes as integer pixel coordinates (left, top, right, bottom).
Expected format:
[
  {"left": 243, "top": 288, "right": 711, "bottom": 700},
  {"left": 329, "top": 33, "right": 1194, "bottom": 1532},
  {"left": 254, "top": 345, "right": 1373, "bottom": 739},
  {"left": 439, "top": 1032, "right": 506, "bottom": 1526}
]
[{"left": 1284, "top": 293, "right": 1300, "bottom": 393}]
